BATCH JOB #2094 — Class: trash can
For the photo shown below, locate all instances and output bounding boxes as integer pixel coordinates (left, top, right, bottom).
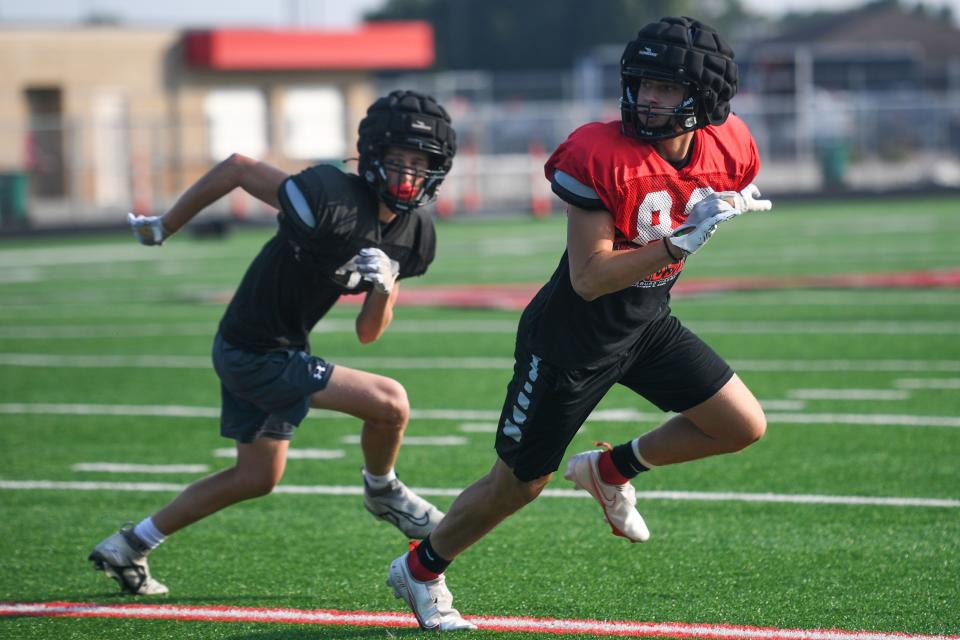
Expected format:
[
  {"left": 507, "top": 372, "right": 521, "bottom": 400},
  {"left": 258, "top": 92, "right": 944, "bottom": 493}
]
[
  {"left": 0, "top": 171, "right": 30, "bottom": 227},
  {"left": 817, "top": 141, "right": 848, "bottom": 190}
]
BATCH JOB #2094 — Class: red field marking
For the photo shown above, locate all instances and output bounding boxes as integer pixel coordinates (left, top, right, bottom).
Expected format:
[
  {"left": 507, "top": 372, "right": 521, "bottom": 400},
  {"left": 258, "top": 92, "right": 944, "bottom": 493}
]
[
  {"left": 1, "top": 601, "right": 956, "bottom": 639},
  {"left": 337, "top": 269, "right": 960, "bottom": 311}
]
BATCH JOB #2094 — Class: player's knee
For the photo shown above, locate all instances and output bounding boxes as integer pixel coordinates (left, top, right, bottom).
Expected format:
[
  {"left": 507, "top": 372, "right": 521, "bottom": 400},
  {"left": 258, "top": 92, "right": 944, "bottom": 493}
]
[
  {"left": 249, "top": 474, "right": 280, "bottom": 498},
  {"left": 235, "top": 466, "right": 282, "bottom": 498},
  {"left": 511, "top": 474, "right": 551, "bottom": 507},
  {"left": 374, "top": 379, "right": 410, "bottom": 430}
]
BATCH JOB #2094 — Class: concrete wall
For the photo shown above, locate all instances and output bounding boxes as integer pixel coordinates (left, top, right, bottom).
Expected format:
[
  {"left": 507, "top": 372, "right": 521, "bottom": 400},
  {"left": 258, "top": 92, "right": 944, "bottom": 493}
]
[{"left": 0, "top": 27, "right": 378, "bottom": 225}]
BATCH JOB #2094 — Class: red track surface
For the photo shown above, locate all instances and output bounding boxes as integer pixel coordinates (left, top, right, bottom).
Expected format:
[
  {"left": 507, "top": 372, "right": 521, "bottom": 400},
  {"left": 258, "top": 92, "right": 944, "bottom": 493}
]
[{"left": 340, "top": 270, "right": 960, "bottom": 310}]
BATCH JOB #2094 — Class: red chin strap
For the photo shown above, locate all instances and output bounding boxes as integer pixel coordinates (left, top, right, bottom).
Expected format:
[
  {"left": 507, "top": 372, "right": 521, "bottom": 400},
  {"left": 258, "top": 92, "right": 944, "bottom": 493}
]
[{"left": 389, "top": 183, "right": 420, "bottom": 200}]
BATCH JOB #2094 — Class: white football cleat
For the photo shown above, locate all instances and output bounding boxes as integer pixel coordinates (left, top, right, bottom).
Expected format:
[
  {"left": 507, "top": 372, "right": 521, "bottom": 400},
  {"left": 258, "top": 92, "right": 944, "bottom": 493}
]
[
  {"left": 88, "top": 525, "right": 168, "bottom": 595},
  {"left": 387, "top": 552, "right": 476, "bottom": 631},
  {"left": 364, "top": 477, "right": 443, "bottom": 539},
  {"left": 564, "top": 446, "right": 650, "bottom": 543}
]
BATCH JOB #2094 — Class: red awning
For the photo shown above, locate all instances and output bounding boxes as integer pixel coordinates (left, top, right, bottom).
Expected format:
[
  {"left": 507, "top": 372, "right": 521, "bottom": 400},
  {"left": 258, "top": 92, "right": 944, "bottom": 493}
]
[{"left": 184, "top": 22, "right": 434, "bottom": 70}]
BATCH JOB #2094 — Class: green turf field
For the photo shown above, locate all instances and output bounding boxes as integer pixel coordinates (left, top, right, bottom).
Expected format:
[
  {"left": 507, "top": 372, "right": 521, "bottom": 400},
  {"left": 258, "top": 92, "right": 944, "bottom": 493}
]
[{"left": 1, "top": 196, "right": 958, "bottom": 638}]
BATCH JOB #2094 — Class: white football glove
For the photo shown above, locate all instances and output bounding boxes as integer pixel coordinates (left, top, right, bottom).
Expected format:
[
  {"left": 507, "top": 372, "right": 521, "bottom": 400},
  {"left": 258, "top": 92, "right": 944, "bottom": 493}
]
[
  {"left": 355, "top": 247, "right": 399, "bottom": 294},
  {"left": 127, "top": 212, "right": 169, "bottom": 246},
  {"left": 667, "top": 197, "right": 741, "bottom": 256},
  {"left": 721, "top": 183, "right": 773, "bottom": 213},
  {"left": 680, "top": 191, "right": 736, "bottom": 229}
]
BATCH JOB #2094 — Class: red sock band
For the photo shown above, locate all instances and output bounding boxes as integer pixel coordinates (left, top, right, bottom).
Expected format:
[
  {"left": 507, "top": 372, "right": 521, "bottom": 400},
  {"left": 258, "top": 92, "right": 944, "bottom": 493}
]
[
  {"left": 598, "top": 449, "right": 630, "bottom": 485},
  {"left": 406, "top": 547, "right": 441, "bottom": 582}
]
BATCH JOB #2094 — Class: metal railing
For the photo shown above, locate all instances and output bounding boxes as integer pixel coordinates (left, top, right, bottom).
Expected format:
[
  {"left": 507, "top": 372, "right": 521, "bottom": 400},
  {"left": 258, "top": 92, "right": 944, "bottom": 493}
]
[{"left": 2, "top": 89, "right": 959, "bottom": 228}]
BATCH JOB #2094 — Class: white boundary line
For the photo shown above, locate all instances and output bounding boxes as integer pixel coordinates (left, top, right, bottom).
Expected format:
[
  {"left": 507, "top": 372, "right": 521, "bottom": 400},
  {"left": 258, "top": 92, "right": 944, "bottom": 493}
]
[
  {"left": 341, "top": 434, "right": 468, "bottom": 446},
  {"left": 0, "top": 480, "right": 956, "bottom": 509},
  {"left": 2, "top": 403, "right": 959, "bottom": 428},
  {"left": 212, "top": 448, "right": 345, "bottom": 460},
  {"left": 71, "top": 463, "right": 209, "bottom": 474},
  {"left": 787, "top": 389, "right": 911, "bottom": 401},
  {"left": 0, "top": 601, "right": 956, "bottom": 639},
  {"left": 895, "top": 378, "right": 960, "bottom": 389},
  {"left": 1, "top": 319, "right": 958, "bottom": 338},
  {"left": 3, "top": 353, "right": 960, "bottom": 373}
]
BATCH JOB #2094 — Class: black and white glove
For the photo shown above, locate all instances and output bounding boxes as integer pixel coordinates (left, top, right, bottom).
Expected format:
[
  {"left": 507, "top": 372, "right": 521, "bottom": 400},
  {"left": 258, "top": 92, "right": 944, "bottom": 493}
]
[
  {"left": 127, "top": 212, "right": 169, "bottom": 246},
  {"left": 355, "top": 247, "right": 399, "bottom": 294}
]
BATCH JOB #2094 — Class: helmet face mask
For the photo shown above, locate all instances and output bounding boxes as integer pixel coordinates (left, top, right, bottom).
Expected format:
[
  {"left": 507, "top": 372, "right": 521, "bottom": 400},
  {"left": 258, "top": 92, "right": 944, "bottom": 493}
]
[
  {"left": 621, "top": 73, "right": 699, "bottom": 141},
  {"left": 372, "top": 148, "right": 446, "bottom": 211},
  {"left": 619, "top": 16, "right": 738, "bottom": 142},
  {"left": 357, "top": 90, "right": 457, "bottom": 214}
]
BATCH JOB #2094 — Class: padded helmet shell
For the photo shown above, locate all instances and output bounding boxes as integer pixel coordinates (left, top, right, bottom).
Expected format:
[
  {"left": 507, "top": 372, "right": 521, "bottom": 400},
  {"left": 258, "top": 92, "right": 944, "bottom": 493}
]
[
  {"left": 357, "top": 90, "right": 456, "bottom": 212},
  {"left": 620, "top": 16, "right": 738, "bottom": 140}
]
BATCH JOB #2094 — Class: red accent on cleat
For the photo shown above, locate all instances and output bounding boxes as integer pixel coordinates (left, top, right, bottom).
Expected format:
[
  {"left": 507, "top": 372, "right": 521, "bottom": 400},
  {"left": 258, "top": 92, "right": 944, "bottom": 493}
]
[
  {"left": 406, "top": 543, "right": 441, "bottom": 582},
  {"left": 597, "top": 446, "right": 630, "bottom": 486}
]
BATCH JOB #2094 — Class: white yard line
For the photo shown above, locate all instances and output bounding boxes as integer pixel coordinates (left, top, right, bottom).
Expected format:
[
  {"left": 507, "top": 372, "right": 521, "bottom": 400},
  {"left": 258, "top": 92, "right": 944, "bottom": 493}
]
[
  {"left": 765, "top": 412, "right": 960, "bottom": 428},
  {"left": 1, "top": 319, "right": 958, "bottom": 339},
  {"left": 0, "top": 245, "right": 163, "bottom": 267},
  {"left": 0, "top": 479, "right": 955, "bottom": 509},
  {"left": 0, "top": 324, "right": 214, "bottom": 339},
  {"left": 3, "top": 353, "right": 960, "bottom": 373},
  {"left": 687, "top": 321, "right": 960, "bottom": 335},
  {"left": 3, "top": 403, "right": 960, "bottom": 427},
  {"left": 341, "top": 435, "right": 468, "bottom": 446},
  {"left": 732, "top": 359, "right": 960, "bottom": 372},
  {"left": 212, "top": 448, "right": 345, "bottom": 459},
  {"left": 0, "top": 354, "right": 212, "bottom": 368},
  {"left": 460, "top": 422, "right": 498, "bottom": 432},
  {"left": 894, "top": 378, "right": 960, "bottom": 389},
  {"left": 0, "top": 403, "right": 220, "bottom": 418},
  {"left": 71, "top": 463, "right": 209, "bottom": 473},
  {"left": 787, "top": 389, "right": 911, "bottom": 401},
  {"left": 678, "top": 291, "right": 960, "bottom": 306}
]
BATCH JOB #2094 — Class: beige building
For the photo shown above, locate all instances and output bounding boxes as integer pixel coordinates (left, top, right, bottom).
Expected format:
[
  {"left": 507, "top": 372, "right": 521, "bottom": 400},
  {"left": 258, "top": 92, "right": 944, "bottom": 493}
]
[{"left": 0, "top": 22, "right": 434, "bottom": 225}]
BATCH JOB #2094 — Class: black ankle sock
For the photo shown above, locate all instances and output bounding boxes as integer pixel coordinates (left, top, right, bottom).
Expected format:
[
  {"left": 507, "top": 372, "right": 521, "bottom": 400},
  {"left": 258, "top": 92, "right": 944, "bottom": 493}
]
[
  {"left": 610, "top": 441, "right": 649, "bottom": 479},
  {"left": 416, "top": 536, "right": 451, "bottom": 575}
]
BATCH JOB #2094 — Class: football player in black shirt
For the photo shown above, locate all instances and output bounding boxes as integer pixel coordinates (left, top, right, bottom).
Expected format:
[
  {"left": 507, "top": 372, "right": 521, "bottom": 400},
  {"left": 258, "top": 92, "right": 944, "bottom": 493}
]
[
  {"left": 89, "top": 90, "right": 457, "bottom": 596},
  {"left": 386, "top": 18, "right": 771, "bottom": 631}
]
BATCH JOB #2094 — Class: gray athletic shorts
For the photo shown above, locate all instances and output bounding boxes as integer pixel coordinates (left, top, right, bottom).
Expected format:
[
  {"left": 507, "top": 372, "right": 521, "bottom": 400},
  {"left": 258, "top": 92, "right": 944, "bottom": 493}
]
[{"left": 211, "top": 332, "right": 335, "bottom": 443}]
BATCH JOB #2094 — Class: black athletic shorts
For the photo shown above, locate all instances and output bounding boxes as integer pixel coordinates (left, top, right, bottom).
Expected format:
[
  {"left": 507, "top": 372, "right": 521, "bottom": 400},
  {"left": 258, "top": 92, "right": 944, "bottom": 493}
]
[
  {"left": 211, "top": 332, "right": 335, "bottom": 443},
  {"left": 495, "top": 314, "right": 733, "bottom": 481}
]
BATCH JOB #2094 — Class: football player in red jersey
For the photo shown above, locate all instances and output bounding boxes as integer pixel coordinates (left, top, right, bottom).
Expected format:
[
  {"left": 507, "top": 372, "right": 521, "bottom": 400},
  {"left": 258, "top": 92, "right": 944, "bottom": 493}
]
[
  {"left": 88, "top": 91, "right": 457, "bottom": 596},
  {"left": 387, "top": 17, "right": 773, "bottom": 630}
]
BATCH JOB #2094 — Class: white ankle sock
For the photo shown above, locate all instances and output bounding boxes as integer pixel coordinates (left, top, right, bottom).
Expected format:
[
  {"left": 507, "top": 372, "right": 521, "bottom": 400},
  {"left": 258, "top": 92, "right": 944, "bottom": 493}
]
[
  {"left": 133, "top": 517, "right": 167, "bottom": 550},
  {"left": 363, "top": 468, "right": 397, "bottom": 490}
]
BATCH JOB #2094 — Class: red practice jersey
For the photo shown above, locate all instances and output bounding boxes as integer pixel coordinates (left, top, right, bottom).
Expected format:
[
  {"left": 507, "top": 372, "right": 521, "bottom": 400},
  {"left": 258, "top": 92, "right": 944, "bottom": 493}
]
[
  {"left": 546, "top": 115, "right": 760, "bottom": 247},
  {"left": 521, "top": 117, "right": 761, "bottom": 368}
]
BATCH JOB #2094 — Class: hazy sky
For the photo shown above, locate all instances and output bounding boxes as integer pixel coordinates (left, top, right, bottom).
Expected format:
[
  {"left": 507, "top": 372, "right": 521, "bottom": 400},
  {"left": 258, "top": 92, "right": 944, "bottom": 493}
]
[
  {"left": 0, "top": 0, "right": 957, "bottom": 27},
  {"left": 0, "top": 0, "right": 387, "bottom": 27}
]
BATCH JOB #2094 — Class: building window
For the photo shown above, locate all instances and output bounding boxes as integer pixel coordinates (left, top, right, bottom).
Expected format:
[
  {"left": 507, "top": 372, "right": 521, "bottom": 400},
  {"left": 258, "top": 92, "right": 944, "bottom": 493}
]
[
  {"left": 205, "top": 88, "right": 267, "bottom": 161},
  {"left": 283, "top": 86, "right": 346, "bottom": 161}
]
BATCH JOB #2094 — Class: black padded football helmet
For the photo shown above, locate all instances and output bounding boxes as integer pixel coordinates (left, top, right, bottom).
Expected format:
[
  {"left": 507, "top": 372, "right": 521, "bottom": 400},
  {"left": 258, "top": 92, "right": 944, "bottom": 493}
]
[
  {"left": 620, "top": 16, "right": 738, "bottom": 141},
  {"left": 357, "top": 90, "right": 457, "bottom": 213}
]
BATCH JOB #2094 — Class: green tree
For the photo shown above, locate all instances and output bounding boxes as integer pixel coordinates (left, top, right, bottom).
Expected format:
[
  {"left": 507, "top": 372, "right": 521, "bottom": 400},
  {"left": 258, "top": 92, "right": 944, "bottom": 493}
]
[{"left": 366, "top": 0, "right": 754, "bottom": 70}]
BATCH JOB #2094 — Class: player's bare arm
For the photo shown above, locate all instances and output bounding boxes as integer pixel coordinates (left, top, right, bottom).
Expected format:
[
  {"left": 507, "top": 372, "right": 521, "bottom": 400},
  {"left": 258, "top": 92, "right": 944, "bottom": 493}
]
[
  {"left": 163, "top": 154, "right": 288, "bottom": 233},
  {"left": 566, "top": 204, "right": 676, "bottom": 301},
  {"left": 127, "top": 154, "right": 288, "bottom": 245},
  {"left": 356, "top": 283, "right": 401, "bottom": 344}
]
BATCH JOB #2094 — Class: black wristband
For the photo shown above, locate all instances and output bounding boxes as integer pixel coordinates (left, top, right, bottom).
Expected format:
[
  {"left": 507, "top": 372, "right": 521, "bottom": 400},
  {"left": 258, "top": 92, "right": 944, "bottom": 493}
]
[{"left": 663, "top": 238, "right": 682, "bottom": 261}]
